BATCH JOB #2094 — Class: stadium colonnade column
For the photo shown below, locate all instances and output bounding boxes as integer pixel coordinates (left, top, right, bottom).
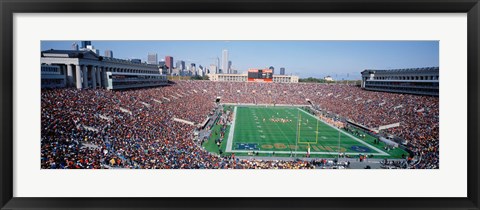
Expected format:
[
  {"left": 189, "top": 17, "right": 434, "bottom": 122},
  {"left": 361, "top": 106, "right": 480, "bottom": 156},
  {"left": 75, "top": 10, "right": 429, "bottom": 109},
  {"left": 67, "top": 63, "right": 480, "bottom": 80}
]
[
  {"left": 91, "top": 66, "right": 97, "bottom": 89},
  {"left": 62, "top": 65, "right": 68, "bottom": 87},
  {"left": 82, "top": 65, "right": 88, "bottom": 89},
  {"left": 67, "top": 64, "right": 74, "bottom": 87},
  {"left": 96, "top": 66, "right": 101, "bottom": 88},
  {"left": 75, "top": 65, "right": 82, "bottom": 89},
  {"left": 59, "top": 65, "right": 67, "bottom": 87},
  {"left": 101, "top": 67, "right": 107, "bottom": 88}
]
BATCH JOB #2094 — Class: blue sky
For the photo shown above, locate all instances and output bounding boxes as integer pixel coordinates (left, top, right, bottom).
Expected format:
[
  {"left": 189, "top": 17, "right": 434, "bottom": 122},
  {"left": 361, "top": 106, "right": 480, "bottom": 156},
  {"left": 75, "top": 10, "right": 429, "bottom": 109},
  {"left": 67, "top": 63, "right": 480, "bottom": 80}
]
[{"left": 41, "top": 40, "right": 439, "bottom": 79}]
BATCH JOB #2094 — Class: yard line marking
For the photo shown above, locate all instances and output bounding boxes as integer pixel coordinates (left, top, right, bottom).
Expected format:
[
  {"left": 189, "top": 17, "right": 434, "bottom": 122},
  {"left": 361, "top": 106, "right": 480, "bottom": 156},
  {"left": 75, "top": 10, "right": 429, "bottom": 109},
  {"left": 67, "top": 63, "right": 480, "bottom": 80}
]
[
  {"left": 297, "top": 108, "right": 389, "bottom": 156},
  {"left": 266, "top": 108, "right": 295, "bottom": 152}
]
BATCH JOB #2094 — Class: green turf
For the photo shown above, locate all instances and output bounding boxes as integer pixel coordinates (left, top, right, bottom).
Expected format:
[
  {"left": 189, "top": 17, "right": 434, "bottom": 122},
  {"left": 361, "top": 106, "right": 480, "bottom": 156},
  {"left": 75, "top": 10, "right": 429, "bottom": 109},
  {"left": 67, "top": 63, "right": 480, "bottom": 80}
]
[
  {"left": 219, "top": 106, "right": 409, "bottom": 159},
  {"left": 202, "top": 106, "right": 234, "bottom": 155},
  {"left": 202, "top": 121, "right": 231, "bottom": 155}
]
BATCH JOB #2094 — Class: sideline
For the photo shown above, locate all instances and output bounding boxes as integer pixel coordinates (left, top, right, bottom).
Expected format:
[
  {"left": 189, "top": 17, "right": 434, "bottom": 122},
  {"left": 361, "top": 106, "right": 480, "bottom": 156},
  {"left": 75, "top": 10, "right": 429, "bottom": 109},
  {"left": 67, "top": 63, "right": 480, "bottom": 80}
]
[
  {"left": 225, "top": 106, "right": 236, "bottom": 152},
  {"left": 227, "top": 150, "right": 386, "bottom": 156}
]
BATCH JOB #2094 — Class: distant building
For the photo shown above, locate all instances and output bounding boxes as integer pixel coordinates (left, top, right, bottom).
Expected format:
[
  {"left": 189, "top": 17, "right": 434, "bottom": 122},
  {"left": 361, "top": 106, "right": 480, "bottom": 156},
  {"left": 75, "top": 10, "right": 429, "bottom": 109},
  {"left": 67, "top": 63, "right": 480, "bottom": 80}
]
[
  {"left": 84, "top": 45, "right": 99, "bottom": 55},
  {"left": 269, "top": 66, "right": 274, "bottom": 74},
  {"left": 228, "top": 61, "right": 232, "bottom": 74},
  {"left": 361, "top": 67, "right": 439, "bottom": 96},
  {"left": 198, "top": 65, "right": 205, "bottom": 77},
  {"left": 171, "top": 68, "right": 181, "bottom": 76},
  {"left": 222, "top": 50, "right": 228, "bottom": 74},
  {"left": 78, "top": 41, "right": 99, "bottom": 55},
  {"left": 324, "top": 76, "right": 334, "bottom": 82},
  {"left": 158, "top": 61, "right": 167, "bottom": 75},
  {"left": 209, "top": 64, "right": 218, "bottom": 74},
  {"left": 165, "top": 56, "right": 174, "bottom": 74},
  {"left": 71, "top": 42, "right": 79, "bottom": 51},
  {"left": 81, "top": 41, "right": 91, "bottom": 49},
  {"left": 215, "top": 57, "right": 220, "bottom": 72},
  {"left": 190, "top": 63, "right": 196, "bottom": 75},
  {"left": 104, "top": 50, "right": 113, "bottom": 58},
  {"left": 280, "top": 67, "right": 285, "bottom": 75},
  {"left": 147, "top": 53, "right": 158, "bottom": 65},
  {"left": 273, "top": 75, "right": 299, "bottom": 83},
  {"left": 176, "top": 60, "right": 185, "bottom": 71}
]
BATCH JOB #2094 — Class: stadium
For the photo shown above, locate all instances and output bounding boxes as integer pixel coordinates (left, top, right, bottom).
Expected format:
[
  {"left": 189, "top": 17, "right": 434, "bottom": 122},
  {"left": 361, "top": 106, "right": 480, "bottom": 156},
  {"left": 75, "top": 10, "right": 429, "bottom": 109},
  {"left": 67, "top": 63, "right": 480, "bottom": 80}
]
[{"left": 41, "top": 50, "right": 439, "bottom": 170}]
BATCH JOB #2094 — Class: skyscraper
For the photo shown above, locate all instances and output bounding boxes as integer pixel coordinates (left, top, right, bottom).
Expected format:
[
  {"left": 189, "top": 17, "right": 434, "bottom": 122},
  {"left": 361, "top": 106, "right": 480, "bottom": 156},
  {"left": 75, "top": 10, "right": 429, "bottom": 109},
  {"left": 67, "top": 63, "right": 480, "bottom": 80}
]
[
  {"left": 280, "top": 67, "right": 285, "bottom": 75},
  {"left": 228, "top": 61, "right": 232, "bottom": 74},
  {"left": 190, "top": 63, "right": 196, "bottom": 75},
  {"left": 222, "top": 49, "right": 228, "bottom": 74},
  {"left": 198, "top": 65, "right": 204, "bottom": 77},
  {"left": 147, "top": 53, "right": 158, "bottom": 65},
  {"left": 176, "top": 60, "right": 185, "bottom": 71},
  {"left": 104, "top": 50, "right": 113, "bottom": 58},
  {"left": 81, "top": 41, "right": 91, "bottom": 49},
  {"left": 71, "top": 42, "right": 79, "bottom": 51},
  {"left": 158, "top": 61, "right": 167, "bottom": 75},
  {"left": 209, "top": 64, "right": 218, "bottom": 74},
  {"left": 165, "top": 56, "right": 174, "bottom": 74},
  {"left": 269, "top": 66, "right": 275, "bottom": 74}
]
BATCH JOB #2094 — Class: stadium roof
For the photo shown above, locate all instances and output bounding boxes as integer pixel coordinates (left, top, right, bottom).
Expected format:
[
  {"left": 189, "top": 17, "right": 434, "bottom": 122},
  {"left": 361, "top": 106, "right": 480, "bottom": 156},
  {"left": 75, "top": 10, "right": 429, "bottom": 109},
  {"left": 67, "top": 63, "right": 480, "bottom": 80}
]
[
  {"left": 361, "top": 67, "right": 439, "bottom": 74},
  {"left": 41, "top": 49, "right": 100, "bottom": 60},
  {"left": 41, "top": 49, "right": 157, "bottom": 67}
]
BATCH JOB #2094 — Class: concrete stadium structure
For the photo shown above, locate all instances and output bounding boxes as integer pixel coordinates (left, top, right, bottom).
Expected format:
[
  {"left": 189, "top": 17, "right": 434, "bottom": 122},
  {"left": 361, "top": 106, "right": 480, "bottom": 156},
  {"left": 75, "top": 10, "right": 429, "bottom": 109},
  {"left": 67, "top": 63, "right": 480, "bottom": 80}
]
[
  {"left": 41, "top": 50, "right": 166, "bottom": 89},
  {"left": 361, "top": 67, "right": 439, "bottom": 96}
]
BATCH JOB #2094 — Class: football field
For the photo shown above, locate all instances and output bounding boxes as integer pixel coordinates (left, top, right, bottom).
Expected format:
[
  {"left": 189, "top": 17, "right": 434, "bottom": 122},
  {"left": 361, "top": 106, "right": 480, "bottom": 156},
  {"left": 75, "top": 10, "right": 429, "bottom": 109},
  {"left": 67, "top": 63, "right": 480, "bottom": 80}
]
[{"left": 224, "top": 106, "right": 408, "bottom": 158}]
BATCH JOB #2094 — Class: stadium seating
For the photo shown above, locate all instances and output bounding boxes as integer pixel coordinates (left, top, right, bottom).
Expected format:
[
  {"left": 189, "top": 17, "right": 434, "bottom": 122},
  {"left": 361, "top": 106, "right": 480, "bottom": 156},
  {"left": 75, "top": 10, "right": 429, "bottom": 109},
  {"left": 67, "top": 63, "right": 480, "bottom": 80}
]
[{"left": 41, "top": 80, "right": 438, "bottom": 169}]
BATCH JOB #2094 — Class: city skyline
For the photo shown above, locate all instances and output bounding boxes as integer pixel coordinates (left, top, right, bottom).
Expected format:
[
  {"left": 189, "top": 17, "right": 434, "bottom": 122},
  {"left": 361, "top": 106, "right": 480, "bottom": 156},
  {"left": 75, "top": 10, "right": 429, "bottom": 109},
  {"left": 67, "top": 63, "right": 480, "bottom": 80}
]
[{"left": 41, "top": 40, "right": 439, "bottom": 79}]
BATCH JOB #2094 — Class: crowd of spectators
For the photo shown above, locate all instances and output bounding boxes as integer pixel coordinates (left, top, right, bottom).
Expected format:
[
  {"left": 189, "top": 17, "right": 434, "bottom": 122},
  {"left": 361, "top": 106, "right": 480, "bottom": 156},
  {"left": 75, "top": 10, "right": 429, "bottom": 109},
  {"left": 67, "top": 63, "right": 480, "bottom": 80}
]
[
  {"left": 41, "top": 80, "right": 439, "bottom": 169},
  {"left": 203, "top": 81, "right": 439, "bottom": 169}
]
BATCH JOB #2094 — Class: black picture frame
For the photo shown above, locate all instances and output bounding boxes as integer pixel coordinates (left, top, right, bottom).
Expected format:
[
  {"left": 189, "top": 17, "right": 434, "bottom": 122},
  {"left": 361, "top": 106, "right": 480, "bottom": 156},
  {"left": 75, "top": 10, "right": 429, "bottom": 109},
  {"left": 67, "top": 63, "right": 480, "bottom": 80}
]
[{"left": 1, "top": 0, "right": 479, "bottom": 209}]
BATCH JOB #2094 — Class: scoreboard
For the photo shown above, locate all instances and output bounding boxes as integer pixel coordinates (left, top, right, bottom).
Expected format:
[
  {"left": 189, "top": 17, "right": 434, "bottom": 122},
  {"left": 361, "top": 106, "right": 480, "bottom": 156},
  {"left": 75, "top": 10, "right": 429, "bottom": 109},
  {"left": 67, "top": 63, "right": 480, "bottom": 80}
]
[{"left": 247, "top": 68, "right": 273, "bottom": 82}]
